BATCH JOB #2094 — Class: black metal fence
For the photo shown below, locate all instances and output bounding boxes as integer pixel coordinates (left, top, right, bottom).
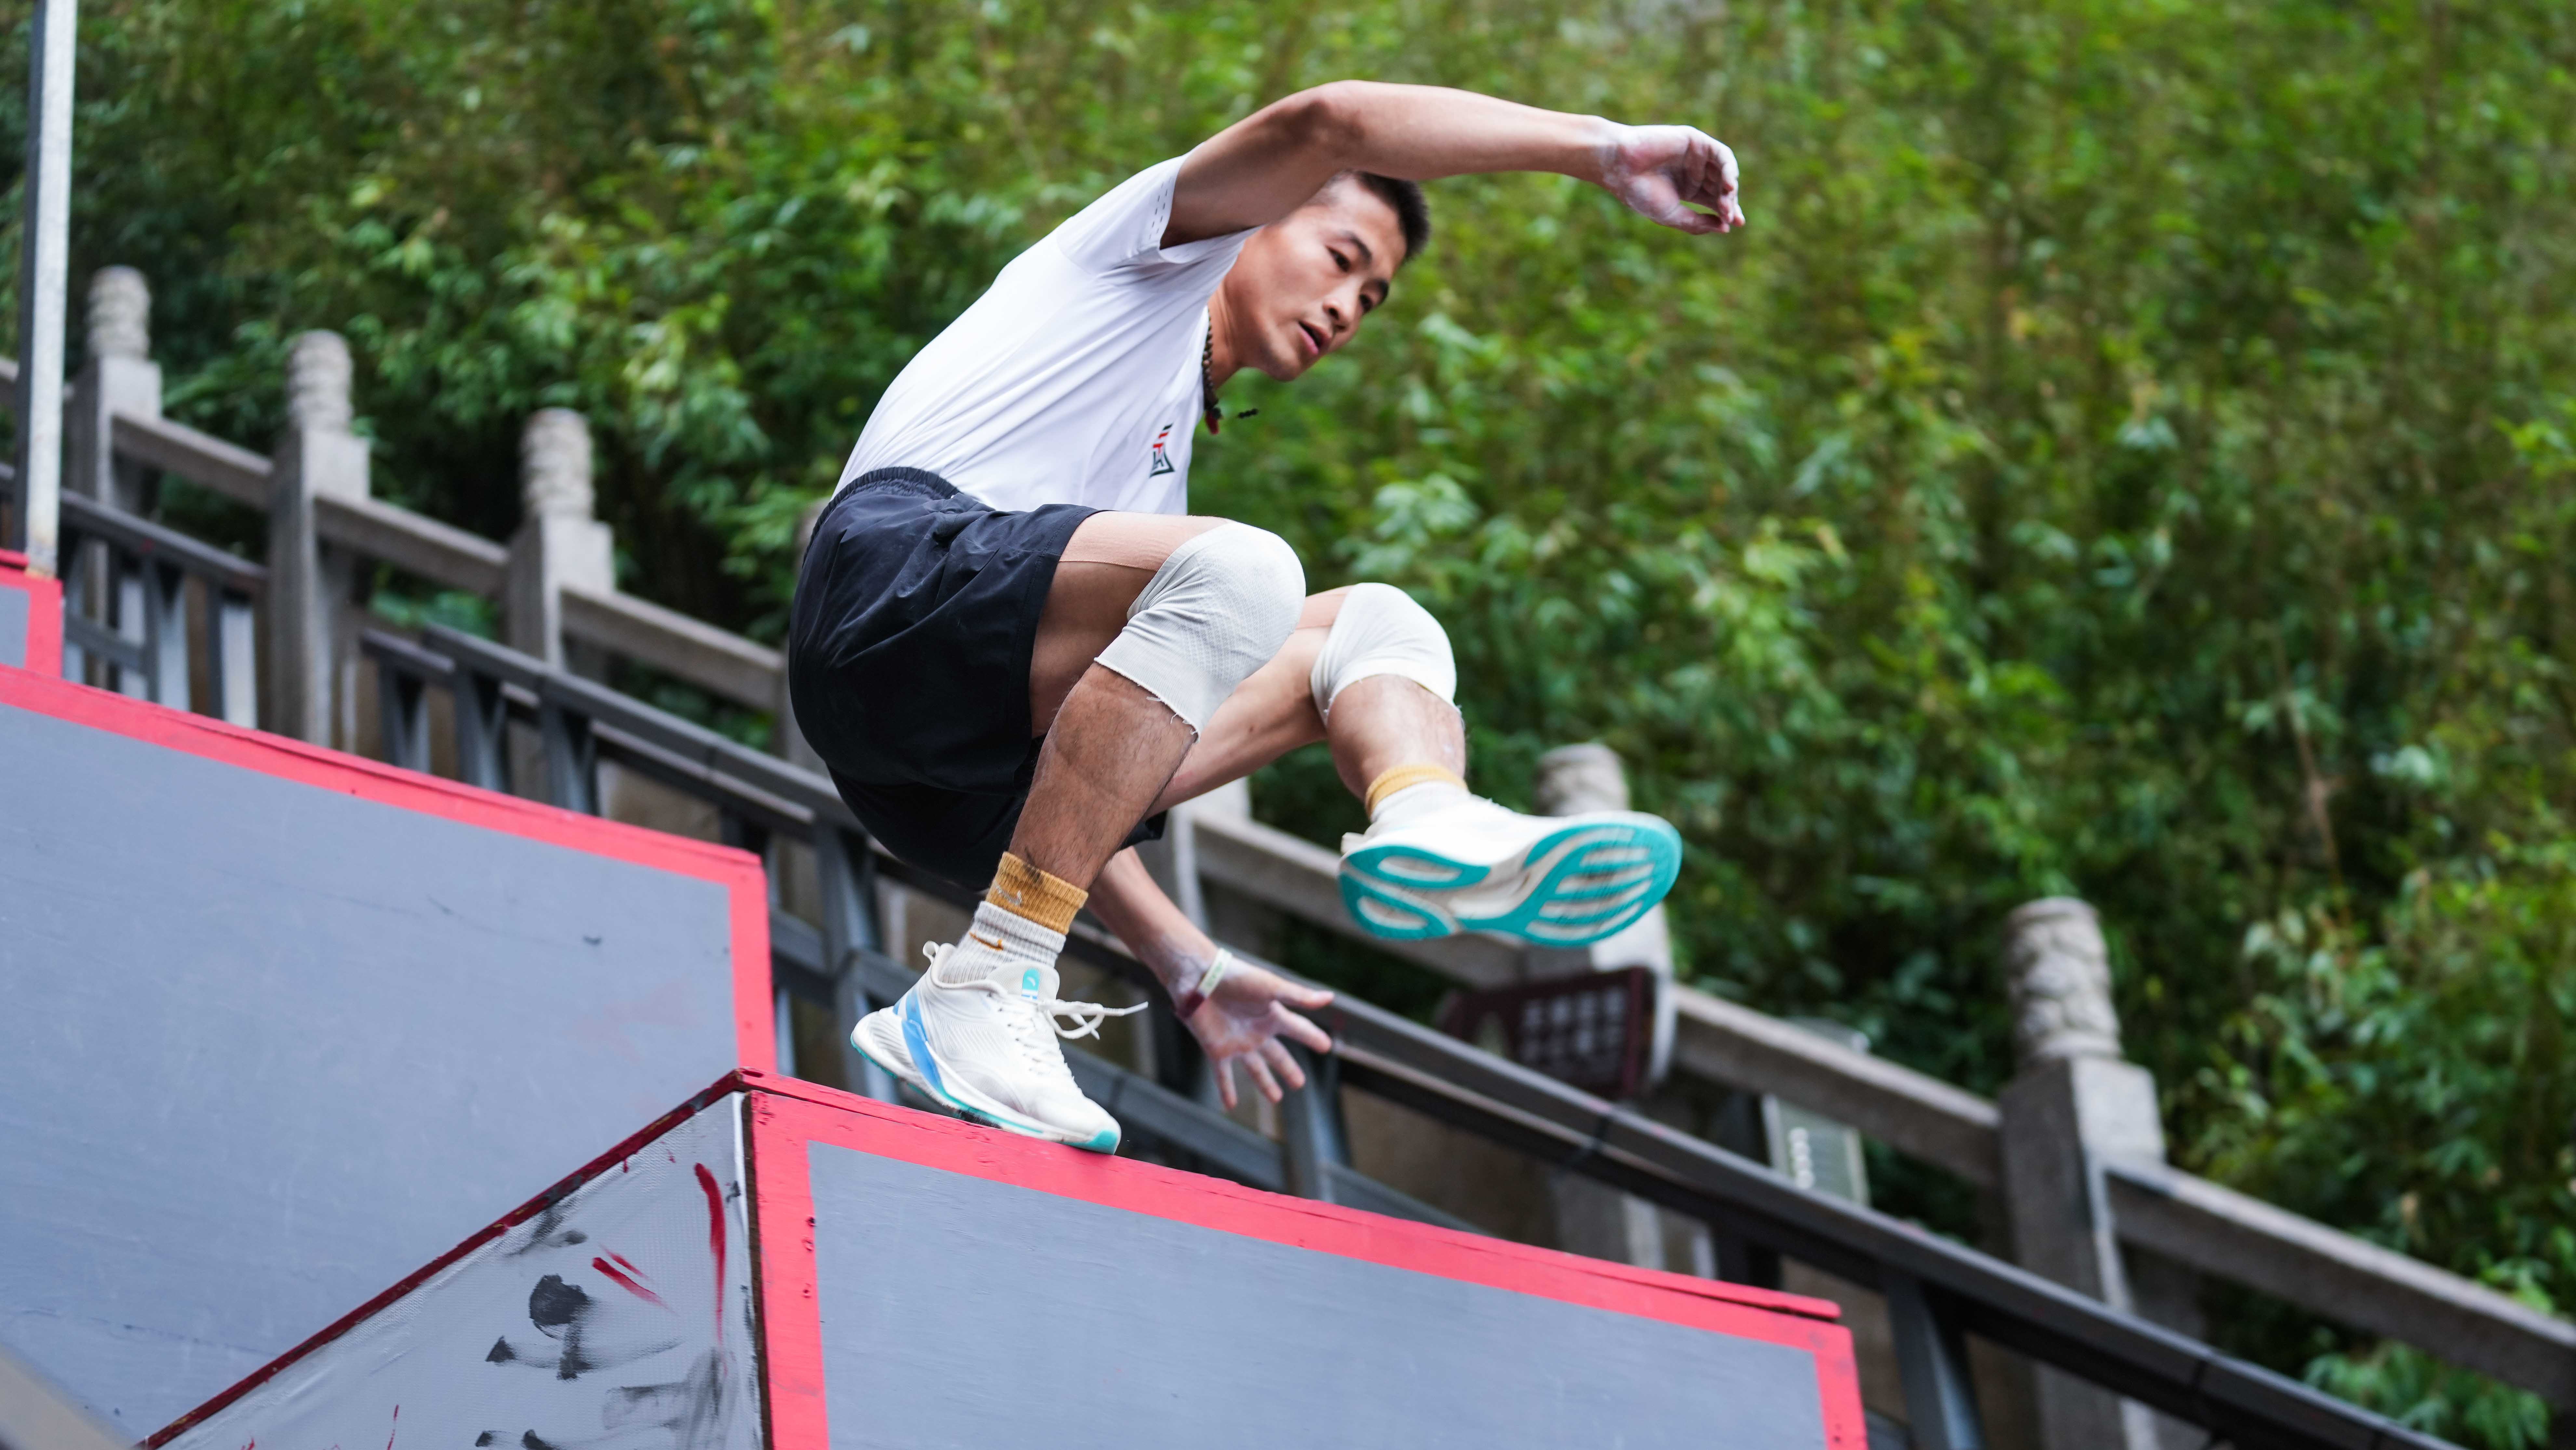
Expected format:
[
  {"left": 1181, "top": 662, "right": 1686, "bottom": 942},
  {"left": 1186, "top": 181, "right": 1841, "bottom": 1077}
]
[{"left": 57, "top": 491, "right": 258, "bottom": 721}]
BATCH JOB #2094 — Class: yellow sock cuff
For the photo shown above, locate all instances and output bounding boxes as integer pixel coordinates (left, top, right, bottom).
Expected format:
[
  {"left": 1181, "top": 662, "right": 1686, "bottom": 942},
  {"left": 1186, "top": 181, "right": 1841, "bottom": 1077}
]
[
  {"left": 988, "top": 852, "right": 1087, "bottom": 933},
  {"left": 1364, "top": 763, "right": 1466, "bottom": 816}
]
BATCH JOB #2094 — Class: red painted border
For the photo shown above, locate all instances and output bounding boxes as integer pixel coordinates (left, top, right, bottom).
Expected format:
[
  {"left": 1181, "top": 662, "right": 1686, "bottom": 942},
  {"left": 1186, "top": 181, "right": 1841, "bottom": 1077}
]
[
  {"left": 147, "top": 1072, "right": 752, "bottom": 1446},
  {"left": 0, "top": 663, "right": 774, "bottom": 1073},
  {"left": 0, "top": 555, "right": 63, "bottom": 676},
  {"left": 740, "top": 1072, "right": 1870, "bottom": 1450}
]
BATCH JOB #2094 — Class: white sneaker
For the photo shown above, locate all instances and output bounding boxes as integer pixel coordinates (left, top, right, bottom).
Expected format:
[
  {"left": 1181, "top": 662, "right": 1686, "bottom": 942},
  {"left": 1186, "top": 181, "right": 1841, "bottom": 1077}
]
[
  {"left": 1339, "top": 790, "right": 1681, "bottom": 946},
  {"left": 849, "top": 943, "right": 1139, "bottom": 1153}
]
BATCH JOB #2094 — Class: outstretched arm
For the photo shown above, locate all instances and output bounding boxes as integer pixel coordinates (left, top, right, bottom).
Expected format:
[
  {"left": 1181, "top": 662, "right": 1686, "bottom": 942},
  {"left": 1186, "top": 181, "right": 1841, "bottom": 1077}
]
[
  {"left": 1168, "top": 80, "right": 1744, "bottom": 246},
  {"left": 1089, "top": 848, "right": 1335, "bottom": 1109}
]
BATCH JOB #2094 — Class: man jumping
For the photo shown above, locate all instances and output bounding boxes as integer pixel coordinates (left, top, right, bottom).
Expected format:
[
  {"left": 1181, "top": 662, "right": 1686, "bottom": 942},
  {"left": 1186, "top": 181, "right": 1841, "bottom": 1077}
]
[{"left": 788, "top": 81, "right": 1743, "bottom": 1151}]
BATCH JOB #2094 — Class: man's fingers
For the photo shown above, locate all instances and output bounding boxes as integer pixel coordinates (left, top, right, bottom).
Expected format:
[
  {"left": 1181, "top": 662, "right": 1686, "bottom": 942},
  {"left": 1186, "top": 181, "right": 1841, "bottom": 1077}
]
[
  {"left": 1264, "top": 1039, "right": 1307, "bottom": 1092},
  {"left": 1215, "top": 1058, "right": 1239, "bottom": 1111},
  {"left": 1246, "top": 1053, "right": 1285, "bottom": 1104},
  {"left": 1283, "top": 981, "right": 1334, "bottom": 1010},
  {"left": 1276, "top": 1008, "right": 1334, "bottom": 1055}
]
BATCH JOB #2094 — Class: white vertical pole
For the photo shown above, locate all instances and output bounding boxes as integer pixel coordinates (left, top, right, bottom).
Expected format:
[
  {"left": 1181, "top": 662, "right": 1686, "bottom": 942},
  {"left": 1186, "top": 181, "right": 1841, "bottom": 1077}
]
[{"left": 10, "top": 0, "right": 77, "bottom": 577}]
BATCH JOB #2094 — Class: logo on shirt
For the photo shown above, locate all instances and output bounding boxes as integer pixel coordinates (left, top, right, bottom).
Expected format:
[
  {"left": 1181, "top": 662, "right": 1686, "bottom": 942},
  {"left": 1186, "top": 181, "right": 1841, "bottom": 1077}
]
[{"left": 1147, "top": 424, "right": 1177, "bottom": 478}]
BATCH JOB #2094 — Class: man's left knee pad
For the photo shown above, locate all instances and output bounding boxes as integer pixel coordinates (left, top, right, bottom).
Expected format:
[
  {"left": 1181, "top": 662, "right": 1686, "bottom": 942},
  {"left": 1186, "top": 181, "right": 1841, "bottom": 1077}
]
[
  {"left": 1093, "top": 523, "right": 1305, "bottom": 734},
  {"left": 1309, "top": 582, "right": 1457, "bottom": 721}
]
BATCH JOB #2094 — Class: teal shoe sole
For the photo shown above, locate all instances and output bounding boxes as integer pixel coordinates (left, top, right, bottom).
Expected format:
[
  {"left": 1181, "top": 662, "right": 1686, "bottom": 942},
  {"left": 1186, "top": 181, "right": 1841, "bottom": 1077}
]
[{"left": 1340, "top": 817, "right": 1682, "bottom": 947}]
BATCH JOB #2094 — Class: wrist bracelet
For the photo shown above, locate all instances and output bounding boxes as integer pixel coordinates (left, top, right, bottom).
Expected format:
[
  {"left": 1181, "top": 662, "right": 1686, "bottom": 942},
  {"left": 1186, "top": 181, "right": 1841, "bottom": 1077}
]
[{"left": 1196, "top": 948, "right": 1235, "bottom": 999}]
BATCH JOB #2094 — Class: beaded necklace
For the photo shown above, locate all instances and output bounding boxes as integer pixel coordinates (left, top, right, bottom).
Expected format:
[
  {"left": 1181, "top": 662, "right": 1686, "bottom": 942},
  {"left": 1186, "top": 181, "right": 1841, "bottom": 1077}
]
[{"left": 1199, "top": 318, "right": 1256, "bottom": 435}]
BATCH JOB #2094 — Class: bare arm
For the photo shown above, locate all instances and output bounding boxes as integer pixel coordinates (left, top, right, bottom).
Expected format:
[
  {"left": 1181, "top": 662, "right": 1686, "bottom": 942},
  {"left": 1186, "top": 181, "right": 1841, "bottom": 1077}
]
[
  {"left": 1167, "top": 80, "right": 1744, "bottom": 245},
  {"left": 1089, "top": 848, "right": 1335, "bottom": 1108}
]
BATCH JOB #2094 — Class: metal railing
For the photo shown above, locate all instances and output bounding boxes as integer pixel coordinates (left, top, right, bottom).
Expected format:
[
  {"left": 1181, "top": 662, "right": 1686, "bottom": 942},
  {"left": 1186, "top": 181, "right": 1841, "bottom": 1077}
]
[
  {"left": 57, "top": 491, "right": 260, "bottom": 722},
  {"left": 354, "top": 621, "right": 2454, "bottom": 1450}
]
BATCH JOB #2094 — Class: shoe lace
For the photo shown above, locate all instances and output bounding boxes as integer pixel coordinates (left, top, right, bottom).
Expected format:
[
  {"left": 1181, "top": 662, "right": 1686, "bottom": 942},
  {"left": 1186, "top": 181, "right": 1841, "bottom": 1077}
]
[{"left": 918, "top": 943, "right": 1145, "bottom": 1070}]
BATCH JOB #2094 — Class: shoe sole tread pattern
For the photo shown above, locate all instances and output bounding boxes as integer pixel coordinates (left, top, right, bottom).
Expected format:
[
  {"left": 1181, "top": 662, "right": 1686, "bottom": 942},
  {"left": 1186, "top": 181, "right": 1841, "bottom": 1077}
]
[
  {"left": 850, "top": 996, "right": 1120, "bottom": 1154},
  {"left": 1340, "top": 815, "right": 1681, "bottom": 946}
]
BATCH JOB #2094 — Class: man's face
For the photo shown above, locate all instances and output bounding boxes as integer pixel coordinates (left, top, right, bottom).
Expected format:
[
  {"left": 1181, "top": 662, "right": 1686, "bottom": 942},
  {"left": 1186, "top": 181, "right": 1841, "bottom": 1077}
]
[{"left": 1219, "top": 179, "right": 1406, "bottom": 381}]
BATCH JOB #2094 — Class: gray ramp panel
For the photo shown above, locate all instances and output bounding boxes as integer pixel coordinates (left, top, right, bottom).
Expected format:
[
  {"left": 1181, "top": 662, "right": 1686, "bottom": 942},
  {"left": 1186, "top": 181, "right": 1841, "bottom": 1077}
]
[
  {"left": 161, "top": 1097, "right": 760, "bottom": 1450},
  {"left": 809, "top": 1141, "right": 1835, "bottom": 1449},
  {"left": 0, "top": 682, "right": 762, "bottom": 1431}
]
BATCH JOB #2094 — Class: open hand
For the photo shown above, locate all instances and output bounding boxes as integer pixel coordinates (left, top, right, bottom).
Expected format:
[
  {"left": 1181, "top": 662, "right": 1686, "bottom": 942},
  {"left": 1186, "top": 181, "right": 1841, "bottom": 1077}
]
[
  {"left": 1600, "top": 123, "right": 1745, "bottom": 234},
  {"left": 1177, "top": 957, "right": 1335, "bottom": 1109}
]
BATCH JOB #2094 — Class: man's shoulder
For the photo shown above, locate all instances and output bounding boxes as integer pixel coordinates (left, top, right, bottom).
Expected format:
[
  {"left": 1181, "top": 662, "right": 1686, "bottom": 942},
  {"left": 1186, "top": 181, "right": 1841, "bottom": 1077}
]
[{"left": 1049, "top": 157, "right": 1191, "bottom": 273}]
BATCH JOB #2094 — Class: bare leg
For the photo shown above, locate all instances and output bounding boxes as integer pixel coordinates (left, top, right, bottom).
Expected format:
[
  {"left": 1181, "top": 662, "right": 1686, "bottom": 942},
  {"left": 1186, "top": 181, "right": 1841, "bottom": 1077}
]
[
  {"left": 1009, "top": 666, "right": 1194, "bottom": 887},
  {"left": 1325, "top": 674, "right": 1466, "bottom": 799},
  {"left": 1149, "top": 589, "right": 1468, "bottom": 817},
  {"left": 1011, "top": 511, "right": 1224, "bottom": 889}
]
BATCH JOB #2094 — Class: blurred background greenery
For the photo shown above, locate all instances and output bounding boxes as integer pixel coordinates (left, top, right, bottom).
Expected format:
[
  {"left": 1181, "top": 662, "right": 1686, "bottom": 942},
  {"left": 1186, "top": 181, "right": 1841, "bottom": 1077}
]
[{"left": 6, "top": 1, "right": 2573, "bottom": 1441}]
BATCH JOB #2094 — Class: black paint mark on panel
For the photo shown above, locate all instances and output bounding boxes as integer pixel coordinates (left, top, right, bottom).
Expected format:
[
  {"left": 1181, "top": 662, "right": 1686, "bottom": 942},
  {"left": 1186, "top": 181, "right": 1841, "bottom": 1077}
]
[
  {"left": 508, "top": 1204, "right": 591, "bottom": 1256},
  {"left": 488, "top": 1272, "right": 680, "bottom": 1378},
  {"left": 605, "top": 1350, "right": 729, "bottom": 1450},
  {"left": 528, "top": 1274, "right": 592, "bottom": 1380}
]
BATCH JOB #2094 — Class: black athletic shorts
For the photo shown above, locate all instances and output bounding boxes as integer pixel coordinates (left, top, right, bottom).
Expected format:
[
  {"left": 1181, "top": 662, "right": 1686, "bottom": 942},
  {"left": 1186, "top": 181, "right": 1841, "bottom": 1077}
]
[{"left": 786, "top": 467, "right": 1164, "bottom": 890}]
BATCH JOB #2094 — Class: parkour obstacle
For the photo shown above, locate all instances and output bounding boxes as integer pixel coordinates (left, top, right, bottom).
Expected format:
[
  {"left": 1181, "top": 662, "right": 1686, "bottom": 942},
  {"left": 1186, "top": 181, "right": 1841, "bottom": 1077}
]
[
  {"left": 0, "top": 571, "right": 1868, "bottom": 1450},
  {"left": 151, "top": 1077, "right": 1865, "bottom": 1450}
]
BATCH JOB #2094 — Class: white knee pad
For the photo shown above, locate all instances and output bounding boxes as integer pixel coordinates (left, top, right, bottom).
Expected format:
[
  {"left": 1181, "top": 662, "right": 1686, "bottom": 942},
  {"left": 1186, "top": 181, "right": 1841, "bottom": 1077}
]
[
  {"left": 1093, "top": 523, "right": 1305, "bottom": 734},
  {"left": 1309, "top": 582, "right": 1457, "bottom": 722}
]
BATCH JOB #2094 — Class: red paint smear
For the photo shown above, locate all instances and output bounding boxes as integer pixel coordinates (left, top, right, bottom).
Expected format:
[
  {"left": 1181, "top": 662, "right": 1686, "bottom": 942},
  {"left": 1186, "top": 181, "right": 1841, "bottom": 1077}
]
[
  {"left": 694, "top": 1163, "right": 726, "bottom": 1346},
  {"left": 384, "top": 1405, "right": 400, "bottom": 1450},
  {"left": 608, "top": 1251, "right": 643, "bottom": 1276},
  {"left": 592, "top": 1256, "right": 667, "bottom": 1307}
]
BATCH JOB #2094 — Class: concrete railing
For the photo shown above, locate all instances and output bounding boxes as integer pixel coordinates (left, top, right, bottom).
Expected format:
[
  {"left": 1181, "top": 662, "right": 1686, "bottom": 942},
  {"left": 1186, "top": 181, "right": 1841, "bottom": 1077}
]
[
  {"left": 6, "top": 265, "right": 2569, "bottom": 1436},
  {"left": 5, "top": 271, "right": 780, "bottom": 746}
]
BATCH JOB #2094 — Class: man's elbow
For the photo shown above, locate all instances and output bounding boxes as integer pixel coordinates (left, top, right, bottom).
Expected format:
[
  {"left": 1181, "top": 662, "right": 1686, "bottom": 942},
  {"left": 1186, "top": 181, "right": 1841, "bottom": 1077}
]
[{"left": 1268, "top": 81, "right": 1373, "bottom": 165}]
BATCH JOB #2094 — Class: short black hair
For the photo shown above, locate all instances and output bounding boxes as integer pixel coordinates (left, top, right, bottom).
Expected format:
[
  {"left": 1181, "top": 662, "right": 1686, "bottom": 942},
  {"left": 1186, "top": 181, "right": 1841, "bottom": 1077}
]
[{"left": 1334, "top": 171, "right": 1431, "bottom": 264}]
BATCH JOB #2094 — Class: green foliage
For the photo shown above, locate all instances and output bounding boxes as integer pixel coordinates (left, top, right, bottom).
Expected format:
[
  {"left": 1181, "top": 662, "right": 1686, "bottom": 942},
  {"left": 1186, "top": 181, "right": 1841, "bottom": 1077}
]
[{"left": 11, "top": 1, "right": 2576, "bottom": 1438}]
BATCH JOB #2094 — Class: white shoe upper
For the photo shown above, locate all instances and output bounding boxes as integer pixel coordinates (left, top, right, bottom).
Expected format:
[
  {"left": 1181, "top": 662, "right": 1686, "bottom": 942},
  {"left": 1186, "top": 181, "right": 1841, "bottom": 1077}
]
[
  {"left": 1341, "top": 784, "right": 1544, "bottom": 863},
  {"left": 864, "top": 943, "right": 1137, "bottom": 1149}
]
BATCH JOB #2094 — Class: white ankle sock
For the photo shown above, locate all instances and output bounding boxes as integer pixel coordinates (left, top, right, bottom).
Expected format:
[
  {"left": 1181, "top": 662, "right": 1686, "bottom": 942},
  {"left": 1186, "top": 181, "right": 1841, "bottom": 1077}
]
[
  {"left": 1368, "top": 779, "right": 1475, "bottom": 833},
  {"left": 935, "top": 900, "right": 1065, "bottom": 992}
]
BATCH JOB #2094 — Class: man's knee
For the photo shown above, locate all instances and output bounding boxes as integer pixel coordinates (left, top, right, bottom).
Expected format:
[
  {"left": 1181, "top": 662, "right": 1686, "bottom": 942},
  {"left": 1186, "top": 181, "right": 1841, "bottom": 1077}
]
[
  {"left": 1094, "top": 523, "right": 1305, "bottom": 732},
  {"left": 1309, "top": 581, "right": 1457, "bottom": 721}
]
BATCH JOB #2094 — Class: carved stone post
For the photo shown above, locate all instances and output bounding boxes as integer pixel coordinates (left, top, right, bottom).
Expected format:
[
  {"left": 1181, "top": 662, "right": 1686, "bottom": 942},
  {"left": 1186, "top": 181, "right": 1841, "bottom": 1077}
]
[
  {"left": 504, "top": 409, "right": 613, "bottom": 668},
  {"left": 266, "top": 332, "right": 369, "bottom": 745},
  {"left": 62, "top": 269, "right": 165, "bottom": 693},
  {"left": 1997, "top": 898, "right": 2167, "bottom": 1450},
  {"left": 1535, "top": 742, "right": 1684, "bottom": 1272},
  {"left": 66, "top": 268, "right": 160, "bottom": 511}
]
